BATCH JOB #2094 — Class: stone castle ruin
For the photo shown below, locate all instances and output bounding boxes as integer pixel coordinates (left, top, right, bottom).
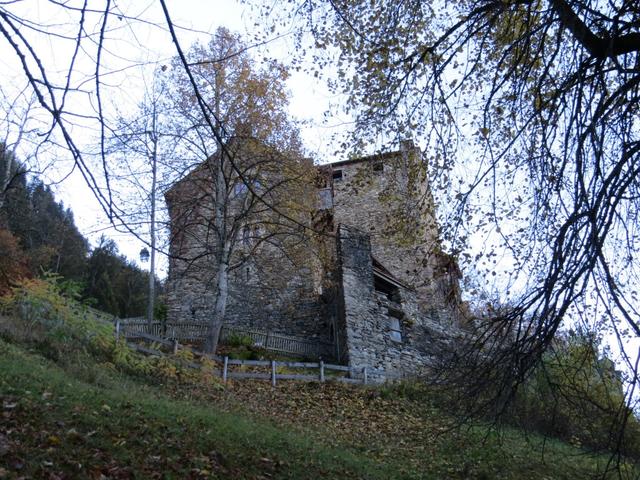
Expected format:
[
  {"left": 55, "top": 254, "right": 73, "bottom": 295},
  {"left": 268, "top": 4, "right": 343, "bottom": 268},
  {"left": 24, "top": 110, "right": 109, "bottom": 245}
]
[{"left": 165, "top": 140, "right": 464, "bottom": 380}]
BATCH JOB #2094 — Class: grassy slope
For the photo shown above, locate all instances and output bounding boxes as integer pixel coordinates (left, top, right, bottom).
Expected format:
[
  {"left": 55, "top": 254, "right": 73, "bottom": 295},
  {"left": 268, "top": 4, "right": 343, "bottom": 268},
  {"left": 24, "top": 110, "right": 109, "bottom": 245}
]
[{"left": 0, "top": 337, "right": 629, "bottom": 479}]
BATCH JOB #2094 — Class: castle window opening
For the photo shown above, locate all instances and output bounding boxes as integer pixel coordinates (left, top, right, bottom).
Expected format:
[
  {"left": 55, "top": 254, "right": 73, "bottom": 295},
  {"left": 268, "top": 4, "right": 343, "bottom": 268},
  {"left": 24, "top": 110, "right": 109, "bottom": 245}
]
[
  {"left": 374, "top": 273, "right": 398, "bottom": 300},
  {"left": 332, "top": 170, "right": 343, "bottom": 181},
  {"left": 235, "top": 179, "right": 262, "bottom": 196},
  {"left": 389, "top": 317, "right": 402, "bottom": 342}
]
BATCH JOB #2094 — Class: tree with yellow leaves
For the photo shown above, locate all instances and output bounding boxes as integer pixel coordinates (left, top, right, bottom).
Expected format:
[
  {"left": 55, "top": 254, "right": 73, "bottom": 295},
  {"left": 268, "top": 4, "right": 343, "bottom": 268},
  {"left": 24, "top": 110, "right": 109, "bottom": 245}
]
[{"left": 164, "top": 27, "right": 315, "bottom": 353}]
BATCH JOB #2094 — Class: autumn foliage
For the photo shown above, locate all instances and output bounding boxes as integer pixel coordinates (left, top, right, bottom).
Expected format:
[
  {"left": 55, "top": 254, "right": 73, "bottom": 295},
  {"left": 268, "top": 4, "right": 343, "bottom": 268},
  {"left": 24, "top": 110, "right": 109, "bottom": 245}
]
[
  {"left": 0, "top": 276, "right": 220, "bottom": 387},
  {"left": 512, "top": 336, "right": 640, "bottom": 458},
  {"left": 0, "top": 228, "right": 29, "bottom": 295}
]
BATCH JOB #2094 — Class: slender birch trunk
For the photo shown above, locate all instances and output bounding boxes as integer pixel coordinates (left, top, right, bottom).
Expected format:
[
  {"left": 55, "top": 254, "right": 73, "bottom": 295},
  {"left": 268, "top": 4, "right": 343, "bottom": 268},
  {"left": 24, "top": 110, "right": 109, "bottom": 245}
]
[
  {"left": 204, "top": 69, "right": 231, "bottom": 354},
  {"left": 0, "top": 149, "right": 14, "bottom": 212},
  {"left": 205, "top": 241, "right": 230, "bottom": 352},
  {"left": 147, "top": 105, "right": 158, "bottom": 329},
  {"left": 204, "top": 140, "right": 231, "bottom": 353}
]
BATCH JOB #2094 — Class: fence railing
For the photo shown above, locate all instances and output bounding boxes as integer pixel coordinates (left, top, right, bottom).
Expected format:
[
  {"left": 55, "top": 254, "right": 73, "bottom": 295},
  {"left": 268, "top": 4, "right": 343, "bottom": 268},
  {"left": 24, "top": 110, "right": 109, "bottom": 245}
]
[
  {"left": 219, "top": 357, "right": 367, "bottom": 386},
  {"left": 124, "top": 333, "right": 368, "bottom": 385},
  {"left": 116, "top": 317, "right": 156, "bottom": 335},
  {"left": 116, "top": 319, "right": 335, "bottom": 360},
  {"left": 219, "top": 326, "right": 334, "bottom": 360},
  {"left": 117, "top": 319, "right": 207, "bottom": 340}
]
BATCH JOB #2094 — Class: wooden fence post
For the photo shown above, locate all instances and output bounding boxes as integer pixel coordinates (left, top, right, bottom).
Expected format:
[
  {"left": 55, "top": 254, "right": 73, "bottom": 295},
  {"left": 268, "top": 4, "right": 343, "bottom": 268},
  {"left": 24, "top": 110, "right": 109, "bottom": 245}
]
[
  {"left": 271, "top": 360, "right": 277, "bottom": 387},
  {"left": 222, "top": 356, "right": 229, "bottom": 383},
  {"left": 172, "top": 339, "right": 179, "bottom": 355},
  {"left": 319, "top": 360, "right": 325, "bottom": 382},
  {"left": 363, "top": 366, "right": 368, "bottom": 385}
]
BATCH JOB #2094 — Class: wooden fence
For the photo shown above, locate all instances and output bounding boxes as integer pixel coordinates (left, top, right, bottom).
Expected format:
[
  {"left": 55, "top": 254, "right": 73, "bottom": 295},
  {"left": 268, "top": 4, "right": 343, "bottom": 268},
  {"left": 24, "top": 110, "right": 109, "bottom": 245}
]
[
  {"left": 117, "top": 319, "right": 334, "bottom": 360},
  {"left": 219, "top": 358, "right": 368, "bottom": 386},
  {"left": 124, "top": 332, "right": 368, "bottom": 385},
  {"left": 219, "top": 326, "right": 334, "bottom": 360},
  {"left": 117, "top": 319, "right": 209, "bottom": 340}
]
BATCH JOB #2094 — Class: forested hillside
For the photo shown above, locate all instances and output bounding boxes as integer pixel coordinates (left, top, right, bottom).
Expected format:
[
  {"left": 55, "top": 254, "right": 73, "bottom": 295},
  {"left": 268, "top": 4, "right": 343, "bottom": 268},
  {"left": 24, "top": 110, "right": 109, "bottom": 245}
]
[{"left": 0, "top": 144, "right": 160, "bottom": 318}]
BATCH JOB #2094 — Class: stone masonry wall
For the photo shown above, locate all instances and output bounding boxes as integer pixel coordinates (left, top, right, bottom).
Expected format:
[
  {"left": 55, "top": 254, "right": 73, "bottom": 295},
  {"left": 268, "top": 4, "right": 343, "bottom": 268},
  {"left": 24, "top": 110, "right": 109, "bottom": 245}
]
[
  {"left": 330, "top": 142, "right": 463, "bottom": 322},
  {"left": 166, "top": 252, "right": 332, "bottom": 344},
  {"left": 165, "top": 153, "right": 333, "bottom": 348},
  {"left": 337, "top": 225, "right": 456, "bottom": 381}
]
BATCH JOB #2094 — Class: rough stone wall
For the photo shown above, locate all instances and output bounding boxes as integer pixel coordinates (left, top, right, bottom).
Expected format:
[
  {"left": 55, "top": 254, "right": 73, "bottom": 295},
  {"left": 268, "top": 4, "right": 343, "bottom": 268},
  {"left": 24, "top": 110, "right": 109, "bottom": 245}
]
[
  {"left": 329, "top": 142, "right": 462, "bottom": 321},
  {"left": 165, "top": 162, "right": 218, "bottom": 327},
  {"left": 222, "top": 249, "right": 333, "bottom": 343},
  {"left": 164, "top": 151, "right": 333, "bottom": 346},
  {"left": 166, "top": 267, "right": 332, "bottom": 343},
  {"left": 337, "top": 225, "right": 457, "bottom": 381}
]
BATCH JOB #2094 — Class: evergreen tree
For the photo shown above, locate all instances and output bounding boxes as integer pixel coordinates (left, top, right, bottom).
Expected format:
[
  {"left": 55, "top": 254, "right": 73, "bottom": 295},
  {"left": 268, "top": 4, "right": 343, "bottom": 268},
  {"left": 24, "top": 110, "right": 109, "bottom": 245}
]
[
  {"left": 84, "top": 237, "right": 159, "bottom": 318},
  {"left": 25, "top": 181, "right": 88, "bottom": 279},
  {"left": 1, "top": 150, "right": 87, "bottom": 285},
  {"left": 0, "top": 145, "right": 31, "bottom": 235}
]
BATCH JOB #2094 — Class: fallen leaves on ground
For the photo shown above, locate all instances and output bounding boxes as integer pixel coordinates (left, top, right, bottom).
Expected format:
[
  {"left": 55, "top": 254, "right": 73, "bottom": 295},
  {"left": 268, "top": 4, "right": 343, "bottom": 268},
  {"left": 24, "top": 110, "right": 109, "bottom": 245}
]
[{"left": 169, "top": 378, "right": 452, "bottom": 472}]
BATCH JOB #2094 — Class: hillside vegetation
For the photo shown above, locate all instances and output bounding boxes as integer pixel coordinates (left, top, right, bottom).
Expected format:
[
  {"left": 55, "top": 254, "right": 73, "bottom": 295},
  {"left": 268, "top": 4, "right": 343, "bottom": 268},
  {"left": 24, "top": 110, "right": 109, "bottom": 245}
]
[
  {"left": 0, "top": 146, "right": 161, "bottom": 320},
  {"left": 0, "top": 279, "right": 637, "bottom": 479}
]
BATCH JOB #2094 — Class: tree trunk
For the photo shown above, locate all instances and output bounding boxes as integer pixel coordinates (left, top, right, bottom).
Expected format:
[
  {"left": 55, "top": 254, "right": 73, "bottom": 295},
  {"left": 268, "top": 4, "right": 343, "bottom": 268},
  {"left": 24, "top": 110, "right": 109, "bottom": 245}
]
[
  {"left": 204, "top": 251, "right": 229, "bottom": 353},
  {"left": 204, "top": 116, "right": 230, "bottom": 354},
  {"left": 147, "top": 115, "right": 158, "bottom": 330},
  {"left": 0, "top": 150, "right": 12, "bottom": 212}
]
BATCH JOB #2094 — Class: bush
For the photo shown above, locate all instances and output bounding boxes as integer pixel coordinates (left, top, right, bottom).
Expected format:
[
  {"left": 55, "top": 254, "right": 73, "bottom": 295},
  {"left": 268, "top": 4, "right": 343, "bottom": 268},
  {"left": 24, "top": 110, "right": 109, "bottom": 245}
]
[
  {"left": 226, "top": 333, "right": 254, "bottom": 348},
  {"left": 154, "top": 301, "right": 168, "bottom": 321},
  {"left": 0, "top": 228, "right": 29, "bottom": 295},
  {"left": 511, "top": 334, "right": 640, "bottom": 458},
  {"left": 229, "top": 348, "right": 257, "bottom": 361},
  {"left": 0, "top": 276, "right": 223, "bottom": 389}
]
